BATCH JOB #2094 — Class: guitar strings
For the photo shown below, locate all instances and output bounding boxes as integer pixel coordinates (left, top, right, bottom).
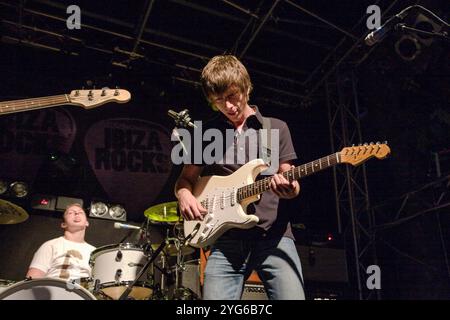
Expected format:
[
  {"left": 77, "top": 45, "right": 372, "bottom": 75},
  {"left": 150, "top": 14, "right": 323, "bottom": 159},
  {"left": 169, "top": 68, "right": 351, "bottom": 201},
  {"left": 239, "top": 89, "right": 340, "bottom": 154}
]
[
  {"left": 0, "top": 95, "right": 67, "bottom": 106},
  {"left": 201, "top": 157, "right": 342, "bottom": 206},
  {"left": 0, "top": 96, "right": 69, "bottom": 112}
]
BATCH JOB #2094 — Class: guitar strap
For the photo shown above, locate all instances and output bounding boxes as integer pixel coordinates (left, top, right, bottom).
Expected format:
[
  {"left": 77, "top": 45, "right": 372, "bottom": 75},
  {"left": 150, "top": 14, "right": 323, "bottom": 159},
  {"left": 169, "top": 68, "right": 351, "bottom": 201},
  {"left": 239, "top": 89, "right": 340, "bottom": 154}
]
[{"left": 259, "top": 116, "right": 272, "bottom": 166}]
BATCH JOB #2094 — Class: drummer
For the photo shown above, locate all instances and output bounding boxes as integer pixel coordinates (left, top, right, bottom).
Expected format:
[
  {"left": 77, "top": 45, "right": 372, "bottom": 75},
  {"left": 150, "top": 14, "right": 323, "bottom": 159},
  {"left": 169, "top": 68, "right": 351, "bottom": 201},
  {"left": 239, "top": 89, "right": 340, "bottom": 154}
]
[{"left": 26, "top": 203, "right": 96, "bottom": 280}]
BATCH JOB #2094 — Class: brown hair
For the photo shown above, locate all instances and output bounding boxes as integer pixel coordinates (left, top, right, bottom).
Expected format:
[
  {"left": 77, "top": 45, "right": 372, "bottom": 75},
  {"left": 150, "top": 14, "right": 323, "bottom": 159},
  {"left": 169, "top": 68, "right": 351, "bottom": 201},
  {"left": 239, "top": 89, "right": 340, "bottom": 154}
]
[
  {"left": 62, "top": 203, "right": 85, "bottom": 222},
  {"left": 201, "top": 55, "right": 253, "bottom": 105}
]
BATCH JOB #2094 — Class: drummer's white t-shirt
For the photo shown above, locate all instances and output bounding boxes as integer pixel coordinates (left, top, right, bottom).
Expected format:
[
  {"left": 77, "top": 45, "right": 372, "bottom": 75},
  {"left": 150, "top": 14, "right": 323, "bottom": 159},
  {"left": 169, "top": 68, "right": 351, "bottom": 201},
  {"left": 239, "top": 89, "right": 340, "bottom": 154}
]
[{"left": 29, "top": 236, "right": 96, "bottom": 280}]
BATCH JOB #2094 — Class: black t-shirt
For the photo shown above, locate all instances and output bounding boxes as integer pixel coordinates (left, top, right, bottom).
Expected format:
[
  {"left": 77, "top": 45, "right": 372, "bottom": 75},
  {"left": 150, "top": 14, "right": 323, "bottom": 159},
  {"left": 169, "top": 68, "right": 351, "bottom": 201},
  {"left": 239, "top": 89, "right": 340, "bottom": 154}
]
[{"left": 190, "top": 106, "right": 298, "bottom": 240}]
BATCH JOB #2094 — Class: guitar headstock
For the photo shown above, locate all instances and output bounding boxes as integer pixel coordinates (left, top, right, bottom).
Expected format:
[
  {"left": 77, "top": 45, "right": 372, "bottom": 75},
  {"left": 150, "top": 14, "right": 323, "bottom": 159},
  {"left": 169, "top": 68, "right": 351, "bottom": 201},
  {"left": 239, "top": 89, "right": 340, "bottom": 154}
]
[
  {"left": 340, "top": 142, "right": 391, "bottom": 166},
  {"left": 68, "top": 88, "right": 131, "bottom": 109}
]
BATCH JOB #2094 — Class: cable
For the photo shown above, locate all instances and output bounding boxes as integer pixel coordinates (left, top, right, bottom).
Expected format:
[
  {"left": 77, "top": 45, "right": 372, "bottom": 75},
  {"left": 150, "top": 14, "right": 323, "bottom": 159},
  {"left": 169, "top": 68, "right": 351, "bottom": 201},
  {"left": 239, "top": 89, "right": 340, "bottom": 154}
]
[{"left": 398, "top": 5, "right": 449, "bottom": 26}]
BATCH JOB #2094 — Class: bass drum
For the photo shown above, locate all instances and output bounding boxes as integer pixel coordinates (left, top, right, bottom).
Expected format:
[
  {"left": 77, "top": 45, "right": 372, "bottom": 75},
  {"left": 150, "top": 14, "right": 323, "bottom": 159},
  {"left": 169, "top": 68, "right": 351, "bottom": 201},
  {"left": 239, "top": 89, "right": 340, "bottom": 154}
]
[
  {"left": 0, "top": 279, "right": 15, "bottom": 295},
  {"left": 0, "top": 278, "right": 96, "bottom": 300}
]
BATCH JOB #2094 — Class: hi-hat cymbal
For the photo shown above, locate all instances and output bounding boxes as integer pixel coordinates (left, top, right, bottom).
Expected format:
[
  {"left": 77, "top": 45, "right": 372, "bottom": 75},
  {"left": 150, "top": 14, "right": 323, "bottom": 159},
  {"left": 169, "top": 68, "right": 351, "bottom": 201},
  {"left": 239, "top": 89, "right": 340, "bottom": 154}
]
[
  {"left": 0, "top": 199, "right": 29, "bottom": 224},
  {"left": 144, "top": 201, "right": 181, "bottom": 224},
  {"left": 152, "top": 243, "right": 195, "bottom": 257}
]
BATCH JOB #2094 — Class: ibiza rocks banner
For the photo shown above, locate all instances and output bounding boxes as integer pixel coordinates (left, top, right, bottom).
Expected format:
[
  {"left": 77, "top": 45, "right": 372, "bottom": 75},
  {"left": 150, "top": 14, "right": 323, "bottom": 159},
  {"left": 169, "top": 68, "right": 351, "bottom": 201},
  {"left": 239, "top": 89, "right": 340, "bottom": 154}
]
[
  {"left": 0, "top": 109, "right": 76, "bottom": 183},
  {"left": 84, "top": 118, "right": 173, "bottom": 218}
]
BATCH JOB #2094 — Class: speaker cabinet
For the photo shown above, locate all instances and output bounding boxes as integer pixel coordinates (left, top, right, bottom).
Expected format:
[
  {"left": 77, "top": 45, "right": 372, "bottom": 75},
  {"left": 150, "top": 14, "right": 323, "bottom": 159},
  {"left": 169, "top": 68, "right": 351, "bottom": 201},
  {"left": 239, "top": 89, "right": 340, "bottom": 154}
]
[
  {"left": 297, "top": 245, "right": 348, "bottom": 283},
  {"left": 180, "top": 259, "right": 202, "bottom": 299}
]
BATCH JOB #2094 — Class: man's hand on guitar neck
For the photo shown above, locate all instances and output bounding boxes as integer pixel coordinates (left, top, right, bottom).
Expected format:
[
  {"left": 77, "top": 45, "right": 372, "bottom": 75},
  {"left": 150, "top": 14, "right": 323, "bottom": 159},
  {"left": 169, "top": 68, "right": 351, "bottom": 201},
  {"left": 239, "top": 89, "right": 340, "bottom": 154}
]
[
  {"left": 177, "top": 189, "right": 207, "bottom": 221},
  {"left": 270, "top": 164, "right": 300, "bottom": 199}
]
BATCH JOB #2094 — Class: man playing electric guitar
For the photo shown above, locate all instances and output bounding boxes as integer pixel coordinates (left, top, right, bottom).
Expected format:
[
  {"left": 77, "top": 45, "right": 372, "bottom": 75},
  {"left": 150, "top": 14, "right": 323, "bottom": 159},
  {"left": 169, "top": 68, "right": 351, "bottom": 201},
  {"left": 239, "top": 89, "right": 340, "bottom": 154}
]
[{"left": 175, "top": 55, "right": 305, "bottom": 300}]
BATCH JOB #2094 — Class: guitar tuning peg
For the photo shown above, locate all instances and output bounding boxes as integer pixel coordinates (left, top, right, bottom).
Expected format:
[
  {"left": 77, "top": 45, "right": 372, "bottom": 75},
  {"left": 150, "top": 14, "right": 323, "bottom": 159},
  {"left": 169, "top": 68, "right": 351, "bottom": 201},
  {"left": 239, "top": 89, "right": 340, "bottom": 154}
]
[
  {"left": 88, "top": 90, "right": 93, "bottom": 101},
  {"left": 363, "top": 143, "right": 368, "bottom": 146},
  {"left": 75, "top": 90, "right": 80, "bottom": 97},
  {"left": 101, "top": 89, "right": 106, "bottom": 96},
  {"left": 376, "top": 141, "right": 381, "bottom": 145},
  {"left": 383, "top": 140, "right": 388, "bottom": 144},
  {"left": 358, "top": 143, "right": 362, "bottom": 146},
  {"left": 369, "top": 142, "right": 374, "bottom": 145},
  {"left": 114, "top": 86, "right": 119, "bottom": 96},
  {"left": 352, "top": 144, "right": 355, "bottom": 147}
]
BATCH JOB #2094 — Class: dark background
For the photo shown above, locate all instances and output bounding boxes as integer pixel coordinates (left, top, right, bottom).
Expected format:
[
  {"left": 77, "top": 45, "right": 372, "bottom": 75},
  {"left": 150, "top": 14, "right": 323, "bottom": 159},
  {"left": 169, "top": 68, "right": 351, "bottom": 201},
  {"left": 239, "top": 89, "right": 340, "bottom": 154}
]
[{"left": 0, "top": 0, "right": 449, "bottom": 299}]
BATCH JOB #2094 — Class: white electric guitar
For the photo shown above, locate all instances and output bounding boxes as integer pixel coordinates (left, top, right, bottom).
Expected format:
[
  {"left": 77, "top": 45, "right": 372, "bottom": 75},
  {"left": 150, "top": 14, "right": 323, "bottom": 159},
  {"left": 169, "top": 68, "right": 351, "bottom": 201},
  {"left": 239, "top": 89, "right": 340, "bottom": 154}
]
[
  {"left": 0, "top": 88, "right": 131, "bottom": 115},
  {"left": 184, "top": 142, "right": 391, "bottom": 248}
]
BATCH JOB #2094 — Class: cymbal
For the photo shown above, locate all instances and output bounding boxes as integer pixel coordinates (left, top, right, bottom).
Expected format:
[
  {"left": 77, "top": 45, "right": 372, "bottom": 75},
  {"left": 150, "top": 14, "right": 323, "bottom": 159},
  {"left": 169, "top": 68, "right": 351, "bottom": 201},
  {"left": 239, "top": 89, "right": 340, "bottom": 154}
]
[
  {"left": 144, "top": 201, "right": 181, "bottom": 224},
  {"left": 0, "top": 199, "right": 29, "bottom": 224},
  {"left": 152, "top": 243, "right": 195, "bottom": 257}
]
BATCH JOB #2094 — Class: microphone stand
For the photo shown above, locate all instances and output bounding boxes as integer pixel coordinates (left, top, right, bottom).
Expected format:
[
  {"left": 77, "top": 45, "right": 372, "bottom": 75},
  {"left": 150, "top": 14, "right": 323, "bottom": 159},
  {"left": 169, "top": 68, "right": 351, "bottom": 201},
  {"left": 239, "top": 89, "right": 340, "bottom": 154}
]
[
  {"left": 172, "top": 127, "right": 188, "bottom": 155},
  {"left": 396, "top": 23, "right": 450, "bottom": 42},
  {"left": 118, "top": 240, "right": 167, "bottom": 300},
  {"left": 118, "top": 230, "right": 134, "bottom": 244},
  {"left": 117, "top": 221, "right": 147, "bottom": 244}
]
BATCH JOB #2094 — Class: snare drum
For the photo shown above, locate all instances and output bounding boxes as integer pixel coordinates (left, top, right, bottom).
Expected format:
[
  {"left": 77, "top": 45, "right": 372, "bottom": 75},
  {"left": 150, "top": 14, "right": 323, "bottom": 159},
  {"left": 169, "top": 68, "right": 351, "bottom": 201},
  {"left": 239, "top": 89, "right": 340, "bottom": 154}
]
[
  {"left": 90, "top": 243, "right": 154, "bottom": 300},
  {"left": 0, "top": 278, "right": 96, "bottom": 300}
]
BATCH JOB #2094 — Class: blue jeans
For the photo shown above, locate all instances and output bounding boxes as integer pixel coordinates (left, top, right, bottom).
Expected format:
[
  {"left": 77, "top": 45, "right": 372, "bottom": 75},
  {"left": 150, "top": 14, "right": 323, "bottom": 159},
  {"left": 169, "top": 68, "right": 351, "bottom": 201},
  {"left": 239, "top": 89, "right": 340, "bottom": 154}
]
[{"left": 203, "top": 236, "right": 305, "bottom": 300}]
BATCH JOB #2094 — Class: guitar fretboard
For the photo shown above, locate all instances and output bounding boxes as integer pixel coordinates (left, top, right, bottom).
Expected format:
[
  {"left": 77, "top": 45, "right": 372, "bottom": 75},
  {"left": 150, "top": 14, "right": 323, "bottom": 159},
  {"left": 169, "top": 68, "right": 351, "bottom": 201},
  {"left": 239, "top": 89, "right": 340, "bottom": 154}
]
[
  {"left": 0, "top": 95, "right": 70, "bottom": 115},
  {"left": 237, "top": 152, "right": 340, "bottom": 202}
]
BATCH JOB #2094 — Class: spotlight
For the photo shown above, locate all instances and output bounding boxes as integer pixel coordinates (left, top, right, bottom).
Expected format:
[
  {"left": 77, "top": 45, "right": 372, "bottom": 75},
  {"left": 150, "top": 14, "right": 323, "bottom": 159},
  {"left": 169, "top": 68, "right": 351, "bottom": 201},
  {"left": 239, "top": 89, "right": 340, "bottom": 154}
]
[
  {"left": 109, "top": 205, "right": 126, "bottom": 220},
  {"left": 9, "top": 181, "right": 29, "bottom": 198},
  {"left": 89, "top": 201, "right": 127, "bottom": 221},
  {"left": 0, "top": 180, "right": 8, "bottom": 195},
  {"left": 89, "top": 201, "right": 109, "bottom": 218}
]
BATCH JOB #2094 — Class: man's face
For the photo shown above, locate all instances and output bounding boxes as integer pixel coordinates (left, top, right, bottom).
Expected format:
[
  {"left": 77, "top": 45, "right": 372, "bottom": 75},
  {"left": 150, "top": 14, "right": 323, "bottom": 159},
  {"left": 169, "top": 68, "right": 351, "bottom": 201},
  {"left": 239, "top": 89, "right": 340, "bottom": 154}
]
[
  {"left": 210, "top": 84, "right": 248, "bottom": 124},
  {"left": 63, "top": 205, "right": 88, "bottom": 230}
]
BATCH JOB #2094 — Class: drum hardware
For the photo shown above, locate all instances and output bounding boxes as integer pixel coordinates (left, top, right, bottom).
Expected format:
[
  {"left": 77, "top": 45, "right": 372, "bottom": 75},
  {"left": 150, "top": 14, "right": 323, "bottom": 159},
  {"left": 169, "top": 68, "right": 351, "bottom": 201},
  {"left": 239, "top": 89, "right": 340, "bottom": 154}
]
[
  {"left": 128, "top": 262, "right": 144, "bottom": 267},
  {"left": 94, "top": 279, "right": 101, "bottom": 293},
  {"left": 159, "top": 252, "right": 168, "bottom": 296},
  {"left": 115, "top": 250, "right": 123, "bottom": 261},
  {"left": 86, "top": 201, "right": 201, "bottom": 300},
  {"left": 115, "top": 269, "right": 122, "bottom": 281}
]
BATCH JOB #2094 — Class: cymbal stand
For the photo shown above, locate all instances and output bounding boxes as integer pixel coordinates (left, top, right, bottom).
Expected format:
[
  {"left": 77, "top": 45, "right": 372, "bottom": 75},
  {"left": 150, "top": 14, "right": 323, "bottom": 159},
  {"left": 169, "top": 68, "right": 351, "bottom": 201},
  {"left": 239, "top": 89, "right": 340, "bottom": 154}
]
[
  {"left": 174, "top": 238, "right": 184, "bottom": 291},
  {"left": 170, "top": 224, "right": 189, "bottom": 299}
]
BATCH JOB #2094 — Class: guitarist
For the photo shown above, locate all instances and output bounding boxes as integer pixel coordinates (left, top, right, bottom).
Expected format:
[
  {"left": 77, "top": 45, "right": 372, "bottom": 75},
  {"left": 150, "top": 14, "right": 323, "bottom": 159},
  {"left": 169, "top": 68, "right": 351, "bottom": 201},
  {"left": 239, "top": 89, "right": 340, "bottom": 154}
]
[{"left": 175, "top": 55, "right": 305, "bottom": 300}]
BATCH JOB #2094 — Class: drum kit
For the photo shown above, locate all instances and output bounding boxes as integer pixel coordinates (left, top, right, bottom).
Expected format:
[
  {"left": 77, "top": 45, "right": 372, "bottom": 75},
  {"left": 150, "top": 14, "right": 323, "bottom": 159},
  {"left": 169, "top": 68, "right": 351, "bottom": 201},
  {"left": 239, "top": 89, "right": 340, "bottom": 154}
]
[{"left": 0, "top": 200, "right": 201, "bottom": 300}]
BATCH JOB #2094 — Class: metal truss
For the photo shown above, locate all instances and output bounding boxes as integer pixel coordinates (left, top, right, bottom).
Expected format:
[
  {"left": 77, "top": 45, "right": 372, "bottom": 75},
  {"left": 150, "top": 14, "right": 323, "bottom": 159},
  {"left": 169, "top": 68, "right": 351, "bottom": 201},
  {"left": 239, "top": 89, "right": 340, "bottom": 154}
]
[
  {"left": 326, "top": 65, "right": 450, "bottom": 298},
  {"left": 371, "top": 175, "right": 450, "bottom": 282},
  {"left": 0, "top": 0, "right": 312, "bottom": 108},
  {"left": 325, "top": 67, "right": 381, "bottom": 300}
]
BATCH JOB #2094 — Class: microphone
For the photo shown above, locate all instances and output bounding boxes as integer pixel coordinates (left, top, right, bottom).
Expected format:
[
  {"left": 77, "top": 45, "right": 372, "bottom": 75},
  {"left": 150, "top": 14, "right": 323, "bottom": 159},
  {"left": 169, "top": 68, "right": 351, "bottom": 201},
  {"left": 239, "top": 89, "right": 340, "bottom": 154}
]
[
  {"left": 168, "top": 109, "right": 197, "bottom": 128},
  {"left": 364, "top": 12, "right": 409, "bottom": 46},
  {"left": 113, "top": 222, "right": 142, "bottom": 230}
]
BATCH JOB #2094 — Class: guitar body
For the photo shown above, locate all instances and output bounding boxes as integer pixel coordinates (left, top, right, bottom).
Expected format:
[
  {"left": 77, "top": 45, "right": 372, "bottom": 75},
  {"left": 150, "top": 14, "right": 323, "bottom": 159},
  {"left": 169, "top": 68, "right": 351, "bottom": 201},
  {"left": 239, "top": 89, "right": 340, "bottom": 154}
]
[
  {"left": 184, "top": 159, "right": 268, "bottom": 248},
  {"left": 182, "top": 142, "right": 391, "bottom": 248}
]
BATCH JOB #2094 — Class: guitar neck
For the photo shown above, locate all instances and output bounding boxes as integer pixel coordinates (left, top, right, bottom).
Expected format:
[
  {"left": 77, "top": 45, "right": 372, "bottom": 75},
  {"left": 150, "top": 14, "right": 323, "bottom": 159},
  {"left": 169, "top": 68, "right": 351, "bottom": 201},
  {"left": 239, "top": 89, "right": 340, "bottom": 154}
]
[
  {"left": 237, "top": 152, "right": 340, "bottom": 202},
  {"left": 0, "top": 95, "right": 70, "bottom": 115}
]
